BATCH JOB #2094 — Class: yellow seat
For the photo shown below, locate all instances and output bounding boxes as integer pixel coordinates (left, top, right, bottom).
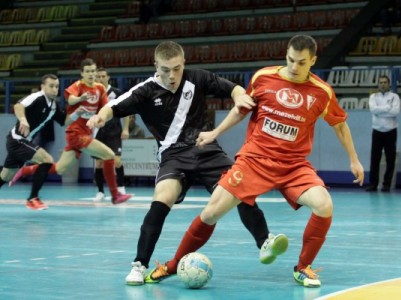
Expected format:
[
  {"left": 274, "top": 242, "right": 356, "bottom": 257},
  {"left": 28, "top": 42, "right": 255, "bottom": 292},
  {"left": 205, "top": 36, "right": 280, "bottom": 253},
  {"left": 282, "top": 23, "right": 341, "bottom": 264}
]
[
  {"left": 0, "top": 54, "right": 21, "bottom": 71},
  {"left": 64, "top": 5, "right": 78, "bottom": 19},
  {"left": 29, "top": 29, "right": 50, "bottom": 45},
  {"left": 37, "top": 7, "right": 55, "bottom": 22},
  {"left": 0, "top": 9, "right": 13, "bottom": 24},
  {"left": 369, "top": 35, "right": 398, "bottom": 55},
  {"left": 53, "top": 6, "right": 66, "bottom": 21},
  {"left": 349, "top": 36, "right": 378, "bottom": 56},
  {"left": 0, "top": 31, "right": 11, "bottom": 46},
  {"left": 9, "top": 31, "right": 24, "bottom": 46},
  {"left": 22, "top": 29, "right": 37, "bottom": 45}
]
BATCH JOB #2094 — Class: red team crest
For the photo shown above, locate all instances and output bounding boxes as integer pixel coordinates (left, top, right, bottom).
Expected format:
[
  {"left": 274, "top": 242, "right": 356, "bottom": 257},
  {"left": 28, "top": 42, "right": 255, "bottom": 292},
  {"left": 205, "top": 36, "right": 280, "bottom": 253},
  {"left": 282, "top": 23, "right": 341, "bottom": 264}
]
[{"left": 276, "top": 88, "right": 303, "bottom": 109}]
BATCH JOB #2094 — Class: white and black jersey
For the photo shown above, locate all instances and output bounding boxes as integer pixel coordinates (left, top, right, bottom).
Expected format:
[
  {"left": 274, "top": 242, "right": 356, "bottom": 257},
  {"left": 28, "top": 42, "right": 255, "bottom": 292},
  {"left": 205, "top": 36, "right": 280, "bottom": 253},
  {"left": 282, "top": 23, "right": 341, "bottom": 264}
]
[
  {"left": 96, "top": 85, "right": 123, "bottom": 140},
  {"left": 9, "top": 91, "right": 66, "bottom": 142},
  {"left": 111, "top": 69, "right": 236, "bottom": 156}
]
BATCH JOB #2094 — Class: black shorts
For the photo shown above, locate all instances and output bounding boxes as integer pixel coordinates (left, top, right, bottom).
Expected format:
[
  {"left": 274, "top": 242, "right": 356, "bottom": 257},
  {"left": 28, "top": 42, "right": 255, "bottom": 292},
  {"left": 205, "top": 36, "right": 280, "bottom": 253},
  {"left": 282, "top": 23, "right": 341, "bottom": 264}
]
[
  {"left": 156, "top": 143, "right": 233, "bottom": 203},
  {"left": 4, "top": 135, "right": 39, "bottom": 168},
  {"left": 95, "top": 134, "right": 122, "bottom": 156}
]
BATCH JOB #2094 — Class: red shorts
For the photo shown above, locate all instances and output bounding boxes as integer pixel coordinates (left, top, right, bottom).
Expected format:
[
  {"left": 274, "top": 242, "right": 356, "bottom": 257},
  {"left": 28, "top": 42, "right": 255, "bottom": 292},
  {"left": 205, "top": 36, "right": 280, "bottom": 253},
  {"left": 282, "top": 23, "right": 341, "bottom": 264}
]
[
  {"left": 218, "top": 155, "right": 325, "bottom": 210},
  {"left": 65, "top": 130, "right": 93, "bottom": 158}
]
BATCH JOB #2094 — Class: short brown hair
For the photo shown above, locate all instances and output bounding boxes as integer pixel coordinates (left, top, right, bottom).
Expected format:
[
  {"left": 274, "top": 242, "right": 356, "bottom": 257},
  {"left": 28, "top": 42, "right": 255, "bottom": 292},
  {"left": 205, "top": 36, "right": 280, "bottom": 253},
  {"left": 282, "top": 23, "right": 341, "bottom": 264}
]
[
  {"left": 287, "top": 35, "right": 317, "bottom": 56},
  {"left": 80, "top": 58, "right": 96, "bottom": 71},
  {"left": 154, "top": 41, "right": 184, "bottom": 61}
]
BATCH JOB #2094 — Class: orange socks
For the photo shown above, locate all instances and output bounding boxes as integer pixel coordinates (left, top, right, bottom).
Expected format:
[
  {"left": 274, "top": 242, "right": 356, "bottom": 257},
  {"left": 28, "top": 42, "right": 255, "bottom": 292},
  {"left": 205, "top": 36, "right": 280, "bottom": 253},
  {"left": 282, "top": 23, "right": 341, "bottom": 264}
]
[
  {"left": 167, "top": 215, "right": 216, "bottom": 274},
  {"left": 298, "top": 213, "right": 332, "bottom": 270}
]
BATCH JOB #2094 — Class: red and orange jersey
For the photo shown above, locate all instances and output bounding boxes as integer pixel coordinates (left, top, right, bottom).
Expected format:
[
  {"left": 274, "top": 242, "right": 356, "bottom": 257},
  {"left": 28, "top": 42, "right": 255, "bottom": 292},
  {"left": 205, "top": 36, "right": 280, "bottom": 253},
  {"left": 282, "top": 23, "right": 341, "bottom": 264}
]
[
  {"left": 240, "top": 66, "right": 347, "bottom": 160},
  {"left": 64, "top": 80, "right": 108, "bottom": 134}
]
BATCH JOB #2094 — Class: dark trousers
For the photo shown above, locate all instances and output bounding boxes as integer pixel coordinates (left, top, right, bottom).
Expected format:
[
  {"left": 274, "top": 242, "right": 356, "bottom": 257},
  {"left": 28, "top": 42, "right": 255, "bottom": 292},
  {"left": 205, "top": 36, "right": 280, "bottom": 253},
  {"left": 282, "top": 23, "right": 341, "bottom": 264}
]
[{"left": 369, "top": 128, "right": 397, "bottom": 187}]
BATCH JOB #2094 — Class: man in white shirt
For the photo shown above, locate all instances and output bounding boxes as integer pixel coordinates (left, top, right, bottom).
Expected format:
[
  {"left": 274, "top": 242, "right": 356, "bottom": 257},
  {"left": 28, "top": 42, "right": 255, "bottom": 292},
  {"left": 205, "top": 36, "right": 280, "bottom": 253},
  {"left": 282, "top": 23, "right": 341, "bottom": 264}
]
[{"left": 366, "top": 75, "right": 400, "bottom": 192}]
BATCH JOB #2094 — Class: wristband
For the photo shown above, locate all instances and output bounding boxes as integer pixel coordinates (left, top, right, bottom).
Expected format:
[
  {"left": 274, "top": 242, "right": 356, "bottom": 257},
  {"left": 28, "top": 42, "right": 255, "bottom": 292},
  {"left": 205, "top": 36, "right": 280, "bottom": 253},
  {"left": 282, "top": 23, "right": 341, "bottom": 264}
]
[{"left": 70, "top": 112, "right": 79, "bottom": 121}]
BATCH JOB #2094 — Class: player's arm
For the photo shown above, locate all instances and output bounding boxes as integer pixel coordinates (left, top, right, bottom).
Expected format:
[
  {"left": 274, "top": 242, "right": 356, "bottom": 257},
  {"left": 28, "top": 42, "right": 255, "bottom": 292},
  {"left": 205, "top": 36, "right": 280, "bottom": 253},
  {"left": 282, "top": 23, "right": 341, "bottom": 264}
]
[
  {"left": 332, "top": 121, "right": 364, "bottom": 186},
  {"left": 86, "top": 105, "right": 113, "bottom": 129},
  {"left": 231, "top": 85, "right": 256, "bottom": 113},
  {"left": 68, "top": 92, "right": 91, "bottom": 105},
  {"left": 65, "top": 106, "right": 90, "bottom": 127},
  {"left": 121, "top": 116, "right": 130, "bottom": 140},
  {"left": 196, "top": 107, "right": 247, "bottom": 148},
  {"left": 14, "top": 102, "right": 30, "bottom": 137}
]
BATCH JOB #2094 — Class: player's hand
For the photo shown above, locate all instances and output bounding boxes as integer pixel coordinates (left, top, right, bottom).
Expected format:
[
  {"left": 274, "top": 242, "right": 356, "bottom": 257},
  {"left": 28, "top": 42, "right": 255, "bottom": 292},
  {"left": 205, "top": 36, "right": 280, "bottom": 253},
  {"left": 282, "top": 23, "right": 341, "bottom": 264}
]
[
  {"left": 350, "top": 161, "right": 364, "bottom": 186},
  {"left": 232, "top": 94, "right": 256, "bottom": 114},
  {"left": 121, "top": 129, "right": 129, "bottom": 140},
  {"left": 86, "top": 114, "right": 106, "bottom": 129},
  {"left": 80, "top": 92, "right": 91, "bottom": 102},
  {"left": 18, "top": 118, "right": 30, "bottom": 137},
  {"left": 196, "top": 130, "right": 218, "bottom": 149}
]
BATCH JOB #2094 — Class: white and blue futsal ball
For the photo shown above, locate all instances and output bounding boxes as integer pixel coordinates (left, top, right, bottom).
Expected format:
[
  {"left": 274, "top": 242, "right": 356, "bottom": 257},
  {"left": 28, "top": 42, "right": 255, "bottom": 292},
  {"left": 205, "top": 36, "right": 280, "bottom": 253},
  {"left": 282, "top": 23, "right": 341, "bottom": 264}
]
[{"left": 177, "top": 252, "right": 213, "bottom": 289}]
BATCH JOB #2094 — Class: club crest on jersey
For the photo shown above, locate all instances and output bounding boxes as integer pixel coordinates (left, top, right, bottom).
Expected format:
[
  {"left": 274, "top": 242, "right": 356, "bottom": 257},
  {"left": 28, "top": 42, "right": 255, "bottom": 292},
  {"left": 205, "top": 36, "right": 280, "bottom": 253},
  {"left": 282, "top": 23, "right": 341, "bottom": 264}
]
[
  {"left": 154, "top": 98, "right": 162, "bottom": 106},
  {"left": 276, "top": 88, "right": 303, "bottom": 109},
  {"left": 86, "top": 92, "right": 99, "bottom": 104},
  {"left": 183, "top": 90, "right": 193, "bottom": 100}
]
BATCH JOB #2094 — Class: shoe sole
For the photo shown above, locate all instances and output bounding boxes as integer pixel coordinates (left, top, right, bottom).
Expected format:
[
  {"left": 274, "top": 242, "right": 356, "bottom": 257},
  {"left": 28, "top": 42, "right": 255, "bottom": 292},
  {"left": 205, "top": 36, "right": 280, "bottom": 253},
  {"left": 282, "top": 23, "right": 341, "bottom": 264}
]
[
  {"left": 294, "top": 277, "right": 321, "bottom": 288},
  {"left": 126, "top": 281, "right": 145, "bottom": 286},
  {"left": 260, "top": 234, "right": 289, "bottom": 264}
]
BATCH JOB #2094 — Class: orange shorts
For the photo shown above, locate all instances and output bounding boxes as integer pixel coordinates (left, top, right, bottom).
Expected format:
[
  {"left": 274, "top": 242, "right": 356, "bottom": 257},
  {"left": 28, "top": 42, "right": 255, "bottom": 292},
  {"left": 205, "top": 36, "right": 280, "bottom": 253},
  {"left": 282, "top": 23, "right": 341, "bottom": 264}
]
[
  {"left": 218, "top": 155, "right": 326, "bottom": 210},
  {"left": 65, "top": 131, "right": 93, "bottom": 159}
]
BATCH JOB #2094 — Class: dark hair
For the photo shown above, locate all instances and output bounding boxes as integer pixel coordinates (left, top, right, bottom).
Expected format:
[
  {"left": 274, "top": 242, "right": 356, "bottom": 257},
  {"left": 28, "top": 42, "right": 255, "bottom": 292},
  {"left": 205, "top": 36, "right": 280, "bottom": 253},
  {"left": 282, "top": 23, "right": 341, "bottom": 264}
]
[
  {"left": 287, "top": 35, "right": 317, "bottom": 56},
  {"left": 41, "top": 74, "right": 58, "bottom": 84},
  {"left": 97, "top": 67, "right": 107, "bottom": 73},
  {"left": 80, "top": 58, "right": 96, "bottom": 71},
  {"left": 379, "top": 75, "right": 390, "bottom": 83}
]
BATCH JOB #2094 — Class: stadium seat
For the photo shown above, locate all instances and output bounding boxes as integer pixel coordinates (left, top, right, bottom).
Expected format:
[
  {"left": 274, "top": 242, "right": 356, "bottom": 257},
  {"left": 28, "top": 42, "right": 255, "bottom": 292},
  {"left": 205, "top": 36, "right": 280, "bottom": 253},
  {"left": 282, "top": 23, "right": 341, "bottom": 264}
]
[
  {"left": 358, "top": 97, "right": 369, "bottom": 109},
  {"left": 175, "top": 20, "right": 193, "bottom": 37},
  {"left": 193, "top": 20, "right": 210, "bottom": 36},
  {"left": 0, "top": 9, "right": 13, "bottom": 24},
  {"left": 131, "top": 24, "right": 146, "bottom": 40},
  {"left": 369, "top": 35, "right": 398, "bottom": 55},
  {"left": 132, "top": 48, "right": 153, "bottom": 66},
  {"left": 339, "top": 97, "right": 359, "bottom": 110},
  {"left": 338, "top": 66, "right": 370, "bottom": 87},
  {"left": 22, "top": 29, "right": 37, "bottom": 45},
  {"left": 0, "top": 31, "right": 11, "bottom": 46},
  {"left": 9, "top": 31, "right": 24, "bottom": 46},
  {"left": 0, "top": 54, "right": 21, "bottom": 71},
  {"left": 349, "top": 36, "right": 378, "bottom": 56},
  {"left": 146, "top": 23, "right": 161, "bottom": 39},
  {"left": 183, "top": 45, "right": 200, "bottom": 63},
  {"left": 359, "top": 66, "right": 391, "bottom": 87},
  {"left": 160, "top": 21, "right": 178, "bottom": 37},
  {"left": 326, "top": 66, "right": 350, "bottom": 87},
  {"left": 116, "top": 49, "right": 135, "bottom": 66},
  {"left": 115, "top": 25, "right": 132, "bottom": 41}
]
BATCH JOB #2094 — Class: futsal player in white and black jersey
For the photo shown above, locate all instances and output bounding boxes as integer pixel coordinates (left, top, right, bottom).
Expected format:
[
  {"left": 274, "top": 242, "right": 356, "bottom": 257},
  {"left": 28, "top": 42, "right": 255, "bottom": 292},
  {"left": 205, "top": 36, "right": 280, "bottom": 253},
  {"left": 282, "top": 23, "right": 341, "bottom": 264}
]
[
  {"left": 87, "top": 41, "right": 278, "bottom": 285},
  {"left": 92, "top": 68, "right": 130, "bottom": 202},
  {"left": 0, "top": 74, "right": 66, "bottom": 210}
]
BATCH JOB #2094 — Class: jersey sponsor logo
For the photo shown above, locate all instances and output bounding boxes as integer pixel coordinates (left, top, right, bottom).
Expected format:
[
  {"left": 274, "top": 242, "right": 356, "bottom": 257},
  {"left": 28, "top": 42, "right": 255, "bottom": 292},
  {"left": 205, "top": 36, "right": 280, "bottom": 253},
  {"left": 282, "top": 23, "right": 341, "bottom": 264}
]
[
  {"left": 262, "top": 117, "right": 299, "bottom": 142},
  {"left": 228, "top": 171, "right": 244, "bottom": 187},
  {"left": 86, "top": 91, "right": 100, "bottom": 104},
  {"left": 183, "top": 90, "right": 193, "bottom": 100},
  {"left": 261, "top": 105, "right": 306, "bottom": 122},
  {"left": 154, "top": 98, "right": 162, "bottom": 106},
  {"left": 276, "top": 88, "right": 303, "bottom": 109}
]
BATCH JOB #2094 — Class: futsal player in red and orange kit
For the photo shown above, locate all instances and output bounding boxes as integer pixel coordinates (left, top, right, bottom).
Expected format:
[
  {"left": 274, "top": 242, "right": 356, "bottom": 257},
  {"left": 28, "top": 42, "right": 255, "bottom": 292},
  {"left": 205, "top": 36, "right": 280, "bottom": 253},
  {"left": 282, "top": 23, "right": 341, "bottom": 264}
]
[
  {"left": 146, "top": 35, "right": 364, "bottom": 288},
  {"left": 10, "top": 58, "right": 131, "bottom": 205}
]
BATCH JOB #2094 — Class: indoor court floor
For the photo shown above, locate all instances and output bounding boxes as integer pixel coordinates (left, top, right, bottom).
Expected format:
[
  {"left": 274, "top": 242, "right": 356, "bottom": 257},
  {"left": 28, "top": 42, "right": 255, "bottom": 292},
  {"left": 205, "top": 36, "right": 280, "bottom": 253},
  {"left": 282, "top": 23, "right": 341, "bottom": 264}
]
[{"left": 0, "top": 182, "right": 400, "bottom": 300}]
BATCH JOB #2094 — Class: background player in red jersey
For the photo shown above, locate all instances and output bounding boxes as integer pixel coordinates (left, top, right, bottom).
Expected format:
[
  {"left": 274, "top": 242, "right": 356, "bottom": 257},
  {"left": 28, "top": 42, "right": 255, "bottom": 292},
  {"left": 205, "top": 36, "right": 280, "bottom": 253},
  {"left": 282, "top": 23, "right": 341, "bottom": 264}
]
[
  {"left": 146, "top": 35, "right": 364, "bottom": 288},
  {"left": 11, "top": 59, "right": 131, "bottom": 205},
  {"left": 92, "top": 67, "right": 130, "bottom": 202}
]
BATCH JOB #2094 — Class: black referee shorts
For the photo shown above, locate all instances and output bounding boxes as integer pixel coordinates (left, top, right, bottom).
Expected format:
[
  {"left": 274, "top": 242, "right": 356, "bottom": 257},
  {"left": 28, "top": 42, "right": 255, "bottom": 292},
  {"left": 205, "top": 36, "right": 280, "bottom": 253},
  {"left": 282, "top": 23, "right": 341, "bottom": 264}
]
[{"left": 156, "top": 143, "right": 233, "bottom": 203}]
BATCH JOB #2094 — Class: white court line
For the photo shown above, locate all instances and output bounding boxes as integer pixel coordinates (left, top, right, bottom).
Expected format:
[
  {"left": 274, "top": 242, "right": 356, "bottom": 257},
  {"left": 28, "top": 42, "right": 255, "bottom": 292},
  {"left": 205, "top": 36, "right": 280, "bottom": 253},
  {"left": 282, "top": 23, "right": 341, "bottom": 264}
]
[{"left": 315, "top": 277, "right": 401, "bottom": 300}]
